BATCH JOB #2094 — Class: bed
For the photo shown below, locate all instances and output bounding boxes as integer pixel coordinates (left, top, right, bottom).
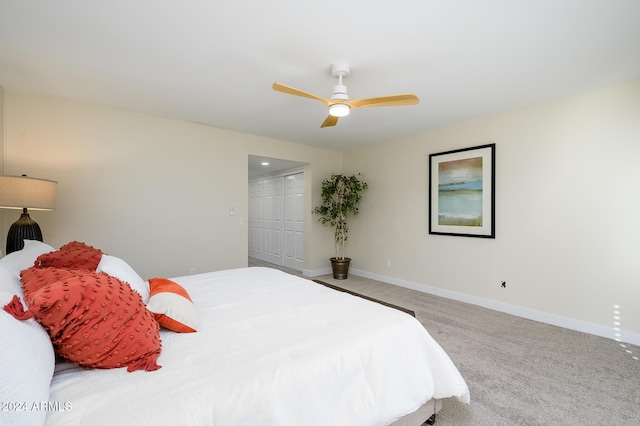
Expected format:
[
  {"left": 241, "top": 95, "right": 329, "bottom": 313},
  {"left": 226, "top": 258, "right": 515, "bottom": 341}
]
[{"left": 1, "top": 241, "right": 469, "bottom": 426}]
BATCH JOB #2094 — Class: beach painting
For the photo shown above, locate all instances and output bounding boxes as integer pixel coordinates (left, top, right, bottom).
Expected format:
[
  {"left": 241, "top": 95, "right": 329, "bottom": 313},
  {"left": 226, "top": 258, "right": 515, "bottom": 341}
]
[
  {"left": 429, "top": 144, "right": 495, "bottom": 238},
  {"left": 438, "top": 157, "right": 483, "bottom": 226}
]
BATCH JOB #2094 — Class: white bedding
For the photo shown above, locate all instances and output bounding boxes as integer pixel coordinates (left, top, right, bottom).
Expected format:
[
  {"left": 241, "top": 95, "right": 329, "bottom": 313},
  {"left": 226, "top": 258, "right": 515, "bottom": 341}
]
[{"left": 46, "top": 267, "right": 469, "bottom": 426}]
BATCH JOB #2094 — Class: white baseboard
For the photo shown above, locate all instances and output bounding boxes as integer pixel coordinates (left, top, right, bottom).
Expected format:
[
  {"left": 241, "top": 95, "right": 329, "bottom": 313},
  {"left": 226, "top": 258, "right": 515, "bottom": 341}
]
[
  {"left": 350, "top": 268, "right": 640, "bottom": 347},
  {"left": 303, "top": 267, "right": 332, "bottom": 278}
]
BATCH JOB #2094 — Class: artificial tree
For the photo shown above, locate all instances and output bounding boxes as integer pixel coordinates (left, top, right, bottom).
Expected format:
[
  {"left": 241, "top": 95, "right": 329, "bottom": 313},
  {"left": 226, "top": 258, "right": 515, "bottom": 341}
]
[{"left": 313, "top": 173, "right": 367, "bottom": 278}]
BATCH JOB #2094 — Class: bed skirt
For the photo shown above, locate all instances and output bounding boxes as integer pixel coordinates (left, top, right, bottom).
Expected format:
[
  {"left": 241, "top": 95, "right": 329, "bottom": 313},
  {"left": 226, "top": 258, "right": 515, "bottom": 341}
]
[{"left": 390, "top": 399, "right": 442, "bottom": 426}]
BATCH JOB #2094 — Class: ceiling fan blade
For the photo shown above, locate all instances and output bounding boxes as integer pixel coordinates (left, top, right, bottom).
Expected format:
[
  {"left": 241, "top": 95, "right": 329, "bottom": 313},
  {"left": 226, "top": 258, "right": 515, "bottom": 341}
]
[
  {"left": 348, "top": 94, "right": 420, "bottom": 108},
  {"left": 321, "top": 115, "right": 339, "bottom": 128},
  {"left": 272, "top": 82, "right": 331, "bottom": 106}
]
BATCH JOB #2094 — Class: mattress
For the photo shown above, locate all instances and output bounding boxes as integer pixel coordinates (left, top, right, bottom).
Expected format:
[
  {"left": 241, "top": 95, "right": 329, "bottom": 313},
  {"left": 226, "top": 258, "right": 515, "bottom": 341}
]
[{"left": 46, "top": 267, "right": 469, "bottom": 425}]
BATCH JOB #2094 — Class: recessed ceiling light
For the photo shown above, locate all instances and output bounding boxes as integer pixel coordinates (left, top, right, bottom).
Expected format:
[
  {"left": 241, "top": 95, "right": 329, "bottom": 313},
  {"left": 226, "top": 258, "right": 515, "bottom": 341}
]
[{"left": 261, "top": 162, "right": 269, "bottom": 166}]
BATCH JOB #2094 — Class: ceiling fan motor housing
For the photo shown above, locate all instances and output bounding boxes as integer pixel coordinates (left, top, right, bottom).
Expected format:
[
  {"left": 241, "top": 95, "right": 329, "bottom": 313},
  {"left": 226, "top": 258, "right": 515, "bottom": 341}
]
[
  {"left": 330, "top": 63, "right": 350, "bottom": 101},
  {"left": 331, "top": 84, "right": 348, "bottom": 101}
]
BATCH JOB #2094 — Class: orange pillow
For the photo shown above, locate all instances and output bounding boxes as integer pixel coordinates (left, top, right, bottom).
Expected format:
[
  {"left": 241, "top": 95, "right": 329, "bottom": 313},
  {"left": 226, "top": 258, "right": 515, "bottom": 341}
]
[
  {"left": 21, "top": 267, "right": 86, "bottom": 305},
  {"left": 7, "top": 271, "right": 162, "bottom": 372},
  {"left": 147, "top": 278, "right": 199, "bottom": 333},
  {"left": 34, "top": 241, "right": 103, "bottom": 271}
]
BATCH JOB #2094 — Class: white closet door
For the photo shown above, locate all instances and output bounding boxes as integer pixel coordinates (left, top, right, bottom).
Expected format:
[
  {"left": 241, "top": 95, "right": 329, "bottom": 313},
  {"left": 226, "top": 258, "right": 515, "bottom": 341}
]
[
  {"left": 283, "top": 172, "right": 304, "bottom": 271},
  {"left": 248, "top": 181, "right": 257, "bottom": 257},
  {"left": 249, "top": 172, "right": 304, "bottom": 272},
  {"left": 248, "top": 180, "right": 265, "bottom": 260},
  {"left": 263, "top": 177, "right": 284, "bottom": 265}
]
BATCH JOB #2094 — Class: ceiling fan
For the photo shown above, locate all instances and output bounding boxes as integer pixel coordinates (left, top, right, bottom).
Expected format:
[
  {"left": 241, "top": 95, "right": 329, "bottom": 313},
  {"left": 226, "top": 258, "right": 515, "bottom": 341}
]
[{"left": 272, "top": 63, "right": 420, "bottom": 128}]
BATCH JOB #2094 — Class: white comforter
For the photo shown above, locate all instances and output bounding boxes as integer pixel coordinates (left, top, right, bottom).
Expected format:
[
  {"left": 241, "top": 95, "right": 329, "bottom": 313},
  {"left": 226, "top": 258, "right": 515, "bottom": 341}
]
[{"left": 46, "top": 267, "right": 469, "bottom": 426}]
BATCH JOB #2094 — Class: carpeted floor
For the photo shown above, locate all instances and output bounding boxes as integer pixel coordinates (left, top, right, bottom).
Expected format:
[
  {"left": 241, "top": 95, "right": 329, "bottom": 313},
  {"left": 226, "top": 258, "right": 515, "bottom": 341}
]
[{"left": 249, "top": 259, "right": 640, "bottom": 425}]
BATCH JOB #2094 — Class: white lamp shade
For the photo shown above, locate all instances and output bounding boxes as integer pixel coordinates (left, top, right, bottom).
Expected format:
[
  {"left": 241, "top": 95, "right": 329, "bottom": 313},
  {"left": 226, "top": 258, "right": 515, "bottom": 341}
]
[
  {"left": 329, "top": 103, "right": 350, "bottom": 117},
  {"left": 0, "top": 175, "right": 58, "bottom": 211}
]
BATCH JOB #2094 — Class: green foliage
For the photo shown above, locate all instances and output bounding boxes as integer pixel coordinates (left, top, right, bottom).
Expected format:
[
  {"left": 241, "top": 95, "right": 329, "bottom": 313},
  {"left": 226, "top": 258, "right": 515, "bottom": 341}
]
[{"left": 313, "top": 173, "right": 367, "bottom": 259}]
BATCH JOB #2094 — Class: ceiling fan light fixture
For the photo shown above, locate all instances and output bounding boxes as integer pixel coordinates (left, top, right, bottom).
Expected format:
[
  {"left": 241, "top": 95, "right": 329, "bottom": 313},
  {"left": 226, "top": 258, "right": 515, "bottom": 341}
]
[{"left": 329, "top": 103, "right": 350, "bottom": 117}]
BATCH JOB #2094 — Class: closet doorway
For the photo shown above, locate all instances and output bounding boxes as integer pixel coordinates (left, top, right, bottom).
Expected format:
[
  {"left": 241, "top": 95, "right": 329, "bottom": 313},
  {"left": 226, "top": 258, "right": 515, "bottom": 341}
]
[{"left": 248, "top": 156, "right": 306, "bottom": 272}]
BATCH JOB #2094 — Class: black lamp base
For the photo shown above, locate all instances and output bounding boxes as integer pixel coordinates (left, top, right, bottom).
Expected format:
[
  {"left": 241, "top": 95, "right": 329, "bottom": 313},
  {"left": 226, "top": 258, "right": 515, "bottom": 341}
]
[{"left": 6, "top": 209, "right": 43, "bottom": 254}]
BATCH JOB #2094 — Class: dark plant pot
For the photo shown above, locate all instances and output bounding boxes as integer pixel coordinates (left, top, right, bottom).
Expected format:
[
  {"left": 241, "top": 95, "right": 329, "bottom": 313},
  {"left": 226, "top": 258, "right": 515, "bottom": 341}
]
[{"left": 330, "top": 257, "right": 351, "bottom": 280}]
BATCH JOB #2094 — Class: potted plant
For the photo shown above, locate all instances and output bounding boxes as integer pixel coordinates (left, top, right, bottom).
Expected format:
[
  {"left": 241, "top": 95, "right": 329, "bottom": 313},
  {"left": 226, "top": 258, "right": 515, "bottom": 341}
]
[{"left": 313, "top": 173, "right": 367, "bottom": 279}]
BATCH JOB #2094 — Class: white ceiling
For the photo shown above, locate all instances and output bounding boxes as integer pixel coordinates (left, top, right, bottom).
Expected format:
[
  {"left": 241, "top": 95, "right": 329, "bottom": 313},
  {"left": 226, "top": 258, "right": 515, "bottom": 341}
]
[
  {"left": 248, "top": 155, "right": 306, "bottom": 179},
  {"left": 1, "top": 1, "right": 639, "bottom": 152}
]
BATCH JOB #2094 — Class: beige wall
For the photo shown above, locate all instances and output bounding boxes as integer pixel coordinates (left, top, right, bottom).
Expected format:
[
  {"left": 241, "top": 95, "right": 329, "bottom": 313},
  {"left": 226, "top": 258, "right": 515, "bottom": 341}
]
[
  {"left": 343, "top": 80, "right": 640, "bottom": 340},
  {"left": 3, "top": 92, "right": 341, "bottom": 278},
  {"left": 0, "top": 85, "right": 5, "bottom": 252}
]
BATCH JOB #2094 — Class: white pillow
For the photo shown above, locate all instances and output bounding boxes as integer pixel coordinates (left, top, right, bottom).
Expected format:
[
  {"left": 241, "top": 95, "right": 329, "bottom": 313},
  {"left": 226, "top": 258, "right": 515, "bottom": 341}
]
[
  {"left": 1, "top": 289, "right": 56, "bottom": 426},
  {"left": 96, "top": 255, "right": 150, "bottom": 303},
  {"left": 0, "top": 239, "right": 55, "bottom": 277},
  {"left": 0, "top": 264, "right": 22, "bottom": 295},
  {"left": 147, "top": 277, "right": 199, "bottom": 333}
]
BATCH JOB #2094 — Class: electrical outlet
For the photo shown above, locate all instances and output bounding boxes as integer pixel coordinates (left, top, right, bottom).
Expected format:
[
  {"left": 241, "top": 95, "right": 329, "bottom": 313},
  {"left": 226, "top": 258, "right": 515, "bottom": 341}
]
[
  {"left": 386, "top": 258, "right": 392, "bottom": 267},
  {"left": 501, "top": 281, "right": 506, "bottom": 288}
]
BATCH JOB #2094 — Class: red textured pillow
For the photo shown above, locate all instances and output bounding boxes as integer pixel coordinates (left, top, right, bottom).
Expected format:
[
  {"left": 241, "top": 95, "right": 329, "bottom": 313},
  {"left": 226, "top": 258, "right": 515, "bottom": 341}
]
[
  {"left": 34, "top": 241, "right": 103, "bottom": 271},
  {"left": 21, "top": 267, "right": 86, "bottom": 305},
  {"left": 147, "top": 278, "right": 199, "bottom": 333},
  {"left": 6, "top": 271, "right": 162, "bottom": 372}
]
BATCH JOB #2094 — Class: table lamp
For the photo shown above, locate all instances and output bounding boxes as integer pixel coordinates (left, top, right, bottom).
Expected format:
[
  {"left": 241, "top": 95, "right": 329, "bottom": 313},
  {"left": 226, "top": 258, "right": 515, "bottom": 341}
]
[{"left": 0, "top": 175, "right": 57, "bottom": 254}]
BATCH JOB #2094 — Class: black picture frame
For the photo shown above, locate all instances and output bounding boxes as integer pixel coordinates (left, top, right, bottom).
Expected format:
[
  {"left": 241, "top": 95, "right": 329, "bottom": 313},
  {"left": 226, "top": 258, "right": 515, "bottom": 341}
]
[{"left": 429, "top": 143, "right": 495, "bottom": 238}]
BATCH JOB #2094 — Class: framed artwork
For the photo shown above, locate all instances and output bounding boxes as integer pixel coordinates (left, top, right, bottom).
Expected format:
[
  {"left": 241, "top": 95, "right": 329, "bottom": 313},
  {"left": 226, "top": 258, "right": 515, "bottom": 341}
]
[{"left": 429, "top": 143, "right": 495, "bottom": 238}]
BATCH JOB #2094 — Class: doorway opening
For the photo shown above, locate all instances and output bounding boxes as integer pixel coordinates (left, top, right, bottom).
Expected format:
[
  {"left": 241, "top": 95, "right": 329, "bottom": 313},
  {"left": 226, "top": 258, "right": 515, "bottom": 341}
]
[{"left": 248, "top": 155, "right": 306, "bottom": 272}]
